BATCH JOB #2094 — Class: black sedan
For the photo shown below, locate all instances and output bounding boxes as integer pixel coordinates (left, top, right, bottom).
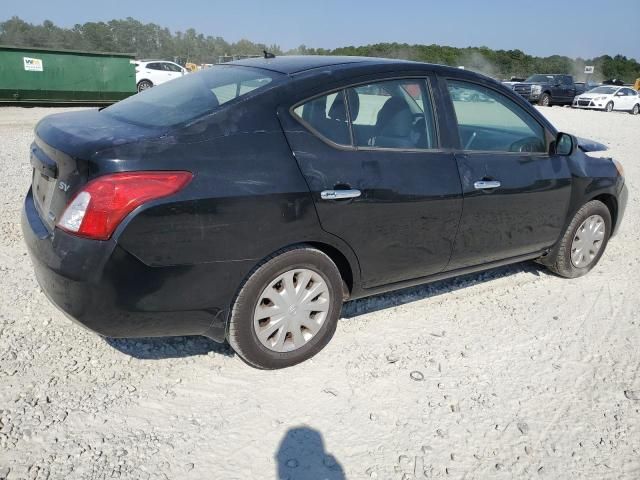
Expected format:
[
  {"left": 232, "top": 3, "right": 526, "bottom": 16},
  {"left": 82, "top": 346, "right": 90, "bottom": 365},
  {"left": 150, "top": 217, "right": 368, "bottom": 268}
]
[{"left": 22, "top": 56, "right": 627, "bottom": 369}]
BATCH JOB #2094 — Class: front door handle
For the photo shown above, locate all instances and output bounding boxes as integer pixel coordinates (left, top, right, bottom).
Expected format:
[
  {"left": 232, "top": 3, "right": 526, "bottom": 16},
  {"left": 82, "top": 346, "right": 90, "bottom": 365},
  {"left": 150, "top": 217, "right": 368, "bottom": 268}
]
[
  {"left": 320, "top": 189, "right": 361, "bottom": 200},
  {"left": 474, "top": 180, "right": 501, "bottom": 190}
]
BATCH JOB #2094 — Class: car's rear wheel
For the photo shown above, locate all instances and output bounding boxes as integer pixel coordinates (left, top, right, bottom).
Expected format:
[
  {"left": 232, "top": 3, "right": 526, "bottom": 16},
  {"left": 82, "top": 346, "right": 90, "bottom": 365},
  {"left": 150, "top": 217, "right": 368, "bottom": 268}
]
[
  {"left": 228, "top": 246, "right": 343, "bottom": 369},
  {"left": 538, "top": 93, "right": 551, "bottom": 106},
  {"left": 137, "top": 80, "right": 153, "bottom": 92},
  {"left": 605, "top": 101, "right": 614, "bottom": 112},
  {"left": 544, "top": 200, "right": 611, "bottom": 278},
  {"left": 631, "top": 104, "right": 639, "bottom": 115}
]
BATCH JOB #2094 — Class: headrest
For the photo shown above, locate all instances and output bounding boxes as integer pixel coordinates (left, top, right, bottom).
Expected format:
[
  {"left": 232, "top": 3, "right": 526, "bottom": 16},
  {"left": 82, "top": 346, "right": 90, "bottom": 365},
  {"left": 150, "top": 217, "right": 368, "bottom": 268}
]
[
  {"left": 328, "top": 90, "right": 360, "bottom": 122},
  {"left": 378, "top": 108, "right": 413, "bottom": 137}
]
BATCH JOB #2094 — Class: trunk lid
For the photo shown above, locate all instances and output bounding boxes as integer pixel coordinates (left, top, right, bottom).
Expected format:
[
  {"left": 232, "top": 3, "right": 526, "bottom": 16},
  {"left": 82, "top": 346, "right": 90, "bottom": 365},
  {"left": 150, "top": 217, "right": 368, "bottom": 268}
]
[{"left": 30, "top": 109, "right": 165, "bottom": 231}]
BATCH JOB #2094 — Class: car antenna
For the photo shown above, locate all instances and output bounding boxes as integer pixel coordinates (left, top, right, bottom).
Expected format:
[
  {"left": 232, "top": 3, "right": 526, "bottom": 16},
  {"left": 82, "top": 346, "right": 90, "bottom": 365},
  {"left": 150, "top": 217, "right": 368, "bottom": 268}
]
[{"left": 263, "top": 50, "right": 276, "bottom": 59}]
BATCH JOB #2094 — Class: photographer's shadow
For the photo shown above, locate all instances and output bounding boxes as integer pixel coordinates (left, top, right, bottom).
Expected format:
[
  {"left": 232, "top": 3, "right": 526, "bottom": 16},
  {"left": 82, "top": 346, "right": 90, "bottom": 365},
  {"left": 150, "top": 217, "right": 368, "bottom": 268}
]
[{"left": 276, "top": 426, "right": 345, "bottom": 480}]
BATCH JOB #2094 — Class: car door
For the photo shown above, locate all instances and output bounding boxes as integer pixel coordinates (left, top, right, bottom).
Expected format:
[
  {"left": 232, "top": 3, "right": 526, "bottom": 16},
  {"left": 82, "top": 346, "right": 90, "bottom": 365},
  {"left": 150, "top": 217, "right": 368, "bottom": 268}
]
[
  {"left": 165, "top": 62, "right": 185, "bottom": 80},
  {"left": 440, "top": 78, "right": 572, "bottom": 270},
  {"left": 159, "top": 62, "right": 179, "bottom": 84},
  {"left": 279, "top": 76, "right": 463, "bottom": 288},
  {"left": 144, "top": 63, "right": 165, "bottom": 85},
  {"left": 561, "top": 75, "right": 576, "bottom": 103},
  {"left": 619, "top": 88, "right": 636, "bottom": 110}
]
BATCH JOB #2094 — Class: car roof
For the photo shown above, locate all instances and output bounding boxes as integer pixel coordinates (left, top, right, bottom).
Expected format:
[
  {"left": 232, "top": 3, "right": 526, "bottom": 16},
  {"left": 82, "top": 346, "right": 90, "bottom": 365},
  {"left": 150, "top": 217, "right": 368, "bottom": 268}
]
[{"left": 229, "top": 55, "right": 420, "bottom": 75}]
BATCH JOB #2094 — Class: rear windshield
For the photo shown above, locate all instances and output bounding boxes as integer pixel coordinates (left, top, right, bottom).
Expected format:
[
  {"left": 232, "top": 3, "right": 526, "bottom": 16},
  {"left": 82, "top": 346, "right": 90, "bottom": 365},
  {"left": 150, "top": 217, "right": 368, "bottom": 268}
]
[{"left": 104, "top": 65, "right": 281, "bottom": 127}]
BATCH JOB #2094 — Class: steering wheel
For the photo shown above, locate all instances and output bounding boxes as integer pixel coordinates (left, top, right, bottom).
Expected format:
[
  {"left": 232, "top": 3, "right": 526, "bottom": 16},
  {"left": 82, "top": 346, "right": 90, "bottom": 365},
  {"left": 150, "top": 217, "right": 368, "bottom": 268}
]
[{"left": 509, "top": 137, "right": 543, "bottom": 153}]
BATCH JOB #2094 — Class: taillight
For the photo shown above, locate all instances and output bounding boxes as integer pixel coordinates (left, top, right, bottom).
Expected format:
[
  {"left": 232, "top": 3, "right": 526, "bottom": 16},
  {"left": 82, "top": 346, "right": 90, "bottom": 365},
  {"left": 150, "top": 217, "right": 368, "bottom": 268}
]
[{"left": 57, "top": 171, "right": 192, "bottom": 240}]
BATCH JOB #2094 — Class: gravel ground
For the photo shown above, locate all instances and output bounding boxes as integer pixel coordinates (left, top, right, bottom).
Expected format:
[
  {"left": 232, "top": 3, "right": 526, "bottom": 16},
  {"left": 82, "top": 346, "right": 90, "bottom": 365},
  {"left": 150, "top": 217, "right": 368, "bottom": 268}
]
[{"left": 0, "top": 106, "right": 639, "bottom": 480}]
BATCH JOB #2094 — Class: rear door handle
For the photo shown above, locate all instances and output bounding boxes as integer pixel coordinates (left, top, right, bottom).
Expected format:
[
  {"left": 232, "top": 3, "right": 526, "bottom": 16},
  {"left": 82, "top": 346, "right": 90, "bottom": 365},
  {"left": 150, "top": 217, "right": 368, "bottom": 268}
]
[
  {"left": 320, "top": 189, "right": 361, "bottom": 200},
  {"left": 474, "top": 180, "right": 501, "bottom": 190}
]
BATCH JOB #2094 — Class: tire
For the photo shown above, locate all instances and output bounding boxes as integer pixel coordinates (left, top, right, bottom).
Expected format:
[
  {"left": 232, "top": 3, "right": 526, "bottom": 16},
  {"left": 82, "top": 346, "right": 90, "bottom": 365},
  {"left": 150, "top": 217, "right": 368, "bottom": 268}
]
[
  {"left": 544, "top": 200, "right": 611, "bottom": 279},
  {"left": 605, "top": 101, "right": 614, "bottom": 112},
  {"left": 538, "top": 93, "right": 551, "bottom": 107},
  {"left": 631, "top": 104, "right": 639, "bottom": 115},
  {"left": 137, "top": 80, "right": 153, "bottom": 92},
  {"left": 228, "top": 246, "right": 343, "bottom": 369}
]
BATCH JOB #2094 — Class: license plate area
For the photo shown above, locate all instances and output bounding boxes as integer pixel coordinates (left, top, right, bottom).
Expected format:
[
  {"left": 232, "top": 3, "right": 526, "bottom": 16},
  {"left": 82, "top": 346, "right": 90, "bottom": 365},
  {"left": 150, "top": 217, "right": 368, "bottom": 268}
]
[{"left": 32, "top": 169, "right": 57, "bottom": 228}]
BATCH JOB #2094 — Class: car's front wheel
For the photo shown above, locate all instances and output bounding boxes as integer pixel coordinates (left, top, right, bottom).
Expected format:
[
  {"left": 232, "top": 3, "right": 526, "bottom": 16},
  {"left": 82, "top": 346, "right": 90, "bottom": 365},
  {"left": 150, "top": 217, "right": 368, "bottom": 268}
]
[
  {"left": 543, "top": 200, "right": 611, "bottom": 278},
  {"left": 137, "top": 80, "right": 153, "bottom": 92},
  {"left": 631, "top": 104, "right": 639, "bottom": 115},
  {"left": 605, "top": 101, "right": 614, "bottom": 112},
  {"left": 538, "top": 93, "right": 551, "bottom": 106},
  {"left": 228, "top": 246, "right": 344, "bottom": 369}
]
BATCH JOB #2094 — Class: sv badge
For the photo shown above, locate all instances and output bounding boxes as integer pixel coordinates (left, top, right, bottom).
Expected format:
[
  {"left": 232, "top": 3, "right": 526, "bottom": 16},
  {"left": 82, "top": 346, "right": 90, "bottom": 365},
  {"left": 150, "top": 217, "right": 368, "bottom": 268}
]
[{"left": 58, "top": 181, "right": 71, "bottom": 192}]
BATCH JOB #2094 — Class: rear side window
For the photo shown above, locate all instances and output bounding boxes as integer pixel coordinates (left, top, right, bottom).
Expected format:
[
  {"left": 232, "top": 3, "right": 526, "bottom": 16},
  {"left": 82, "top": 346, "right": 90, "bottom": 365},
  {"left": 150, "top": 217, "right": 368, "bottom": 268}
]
[
  {"left": 447, "top": 80, "right": 546, "bottom": 153},
  {"left": 293, "top": 91, "right": 351, "bottom": 146},
  {"left": 104, "top": 66, "right": 280, "bottom": 127},
  {"left": 347, "top": 79, "right": 437, "bottom": 149},
  {"left": 293, "top": 78, "right": 437, "bottom": 150}
]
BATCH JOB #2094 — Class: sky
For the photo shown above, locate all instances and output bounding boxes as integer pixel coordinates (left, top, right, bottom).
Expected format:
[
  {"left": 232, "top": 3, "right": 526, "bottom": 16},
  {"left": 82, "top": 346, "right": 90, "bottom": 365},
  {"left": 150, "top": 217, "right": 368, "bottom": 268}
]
[{"left": 3, "top": 0, "right": 639, "bottom": 59}]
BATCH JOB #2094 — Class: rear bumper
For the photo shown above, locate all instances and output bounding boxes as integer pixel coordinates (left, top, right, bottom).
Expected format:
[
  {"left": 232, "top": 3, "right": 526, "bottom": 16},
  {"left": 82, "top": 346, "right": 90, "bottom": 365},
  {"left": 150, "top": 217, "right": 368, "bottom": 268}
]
[{"left": 22, "top": 189, "right": 238, "bottom": 342}]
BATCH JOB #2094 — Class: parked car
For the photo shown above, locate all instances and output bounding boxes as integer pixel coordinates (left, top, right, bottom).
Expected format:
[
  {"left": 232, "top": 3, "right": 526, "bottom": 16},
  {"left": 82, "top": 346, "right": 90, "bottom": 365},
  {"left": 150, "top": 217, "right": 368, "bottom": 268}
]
[
  {"left": 134, "top": 60, "right": 188, "bottom": 92},
  {"left": 512, "top": 74, "right": 577, "bottom": 106},
  {"left": 573, "top": 85, "right": 640, "bottom": 114},
  {"left": 22, "top": 56, "right": 627, "bottom": 369},
  {"left": 574, "top": 81, "right": 601, "bottom": 96}
]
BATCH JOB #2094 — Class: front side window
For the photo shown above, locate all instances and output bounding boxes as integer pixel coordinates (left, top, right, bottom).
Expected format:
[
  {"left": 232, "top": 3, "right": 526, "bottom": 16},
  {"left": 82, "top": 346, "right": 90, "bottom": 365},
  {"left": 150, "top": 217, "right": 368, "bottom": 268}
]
[
  {"left": 163, "top": 63, "right": 183, "bottom": 72},
  {"left": 293, "top": 91, "right": 351, "bottom": 145},
  {"left": 347, "top": 79, "right": 437, "bottom": 149},
  {"left": 104, "top": 65, "right": 280, "bottom": 128},
  {"left": 447, "top": 80, "right": 546, "bottom": 153}
]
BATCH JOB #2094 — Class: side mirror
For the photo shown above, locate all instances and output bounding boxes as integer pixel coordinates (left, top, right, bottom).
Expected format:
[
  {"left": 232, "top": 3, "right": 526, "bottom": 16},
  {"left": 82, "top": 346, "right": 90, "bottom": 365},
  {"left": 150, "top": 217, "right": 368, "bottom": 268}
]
[{"left": 554, "top": 132, "right": 576, "bottom": 156}]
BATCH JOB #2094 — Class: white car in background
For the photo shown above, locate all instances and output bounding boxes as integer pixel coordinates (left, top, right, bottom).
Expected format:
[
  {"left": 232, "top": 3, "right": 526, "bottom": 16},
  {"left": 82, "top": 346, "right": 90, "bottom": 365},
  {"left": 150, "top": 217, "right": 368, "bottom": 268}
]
[
  {"left": 573, "top": 85, "right": 640, "bottom": 114},
  {"left": 134, "top": 60, "right": 188, "bottom": 92}
]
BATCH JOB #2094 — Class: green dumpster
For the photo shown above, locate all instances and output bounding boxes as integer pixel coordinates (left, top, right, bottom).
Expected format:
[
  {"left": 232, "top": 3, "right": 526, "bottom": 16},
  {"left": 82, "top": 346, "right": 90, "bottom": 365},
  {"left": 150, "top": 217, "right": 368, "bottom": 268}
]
[{"left": 0, "top": 45, "right": 136, "bottom": 104}]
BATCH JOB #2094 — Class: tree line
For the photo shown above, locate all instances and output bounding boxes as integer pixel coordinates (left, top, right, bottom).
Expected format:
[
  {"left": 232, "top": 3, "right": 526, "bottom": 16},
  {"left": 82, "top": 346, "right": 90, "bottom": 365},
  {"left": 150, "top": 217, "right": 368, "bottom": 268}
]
[{"left": 2, "top": 17, "right": 639, "bottom": 82}]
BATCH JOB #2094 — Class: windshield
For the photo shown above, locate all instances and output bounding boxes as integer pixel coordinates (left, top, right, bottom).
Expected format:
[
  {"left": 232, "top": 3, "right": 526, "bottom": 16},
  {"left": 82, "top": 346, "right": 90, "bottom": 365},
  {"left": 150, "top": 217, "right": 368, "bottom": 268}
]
[
  {"left": 104, "top": 65, "right": 281, "bottom": 127},
  {"left": 588, "top": 86, "right": 618, "bottom": 95},
  {"left": 525, "top": 75, "right": 556, "bottom": 83}
]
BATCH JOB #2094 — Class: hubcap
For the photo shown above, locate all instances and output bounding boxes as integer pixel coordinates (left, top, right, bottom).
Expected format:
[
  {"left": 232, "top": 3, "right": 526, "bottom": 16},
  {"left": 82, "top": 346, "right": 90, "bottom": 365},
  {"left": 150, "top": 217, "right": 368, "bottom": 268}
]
[
  {"left": 571, "top": 214, "right": 605, "bottom": 268},
  {"left": 253, "top": 269, "right": 330, "bottom": 353}
]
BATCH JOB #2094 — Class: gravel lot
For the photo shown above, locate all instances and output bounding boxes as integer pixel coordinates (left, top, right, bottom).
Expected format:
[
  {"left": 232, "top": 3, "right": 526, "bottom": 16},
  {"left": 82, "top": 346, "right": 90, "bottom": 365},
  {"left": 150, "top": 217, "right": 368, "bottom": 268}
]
[{"left": 0, "top": 106, "right": 639, "bottom": 480}]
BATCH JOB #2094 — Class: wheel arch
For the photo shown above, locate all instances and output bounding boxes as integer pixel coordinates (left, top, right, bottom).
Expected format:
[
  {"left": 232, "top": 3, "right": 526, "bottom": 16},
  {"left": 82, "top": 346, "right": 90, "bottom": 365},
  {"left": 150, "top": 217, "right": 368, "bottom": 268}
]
[
  {"left": 231, "top": 239, "right": 360, "bottom": 308},
  {"left": 590, "top": 193, "right": 618, "bottom": 233},
  {"left": 305, "top": 241, "right": 355, "bottom": 299}
]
